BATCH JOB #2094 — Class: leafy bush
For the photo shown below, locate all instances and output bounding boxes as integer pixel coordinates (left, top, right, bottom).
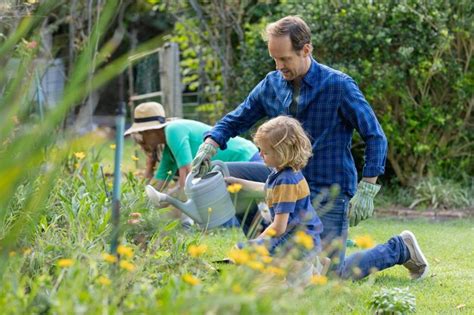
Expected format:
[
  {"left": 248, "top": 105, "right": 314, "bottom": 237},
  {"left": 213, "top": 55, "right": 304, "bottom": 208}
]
[
  {"left": 409, "top": 177, "right": 473, "bottom": 209},
  {"left": 369, "top": 287, "right": 416, "bottom": 314}
]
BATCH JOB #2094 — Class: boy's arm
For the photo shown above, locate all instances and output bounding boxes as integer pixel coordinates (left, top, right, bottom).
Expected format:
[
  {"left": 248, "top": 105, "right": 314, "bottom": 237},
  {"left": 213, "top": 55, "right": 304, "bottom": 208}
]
[
  {"left": 224, "top": 176, "right": 265, "bottom": 198},
  {"left": 259, "top": 213, "right": 289, "bottom": 238}
]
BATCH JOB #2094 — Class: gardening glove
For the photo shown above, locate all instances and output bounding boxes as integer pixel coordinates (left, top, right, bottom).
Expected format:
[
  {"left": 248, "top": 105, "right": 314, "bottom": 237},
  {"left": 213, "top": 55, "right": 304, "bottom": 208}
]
[
  {"left": 349, "top": 181, "right": 381, "bottom": 227},
  {"left": 191, "top": 142, "right": 217, "bottom": 177}
]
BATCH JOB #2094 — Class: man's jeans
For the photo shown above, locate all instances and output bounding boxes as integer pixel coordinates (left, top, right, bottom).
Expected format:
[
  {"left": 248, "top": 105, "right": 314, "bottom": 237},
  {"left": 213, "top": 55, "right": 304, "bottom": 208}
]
[{"left": 226, "top": 161, "right": 410, "bottom": 280}]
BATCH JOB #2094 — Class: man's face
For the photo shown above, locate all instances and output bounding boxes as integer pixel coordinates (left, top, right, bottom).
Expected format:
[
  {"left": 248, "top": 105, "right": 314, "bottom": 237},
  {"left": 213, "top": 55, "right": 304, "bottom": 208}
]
[{"left": 267, "top": 35, "right": 310, "bottom": 81}]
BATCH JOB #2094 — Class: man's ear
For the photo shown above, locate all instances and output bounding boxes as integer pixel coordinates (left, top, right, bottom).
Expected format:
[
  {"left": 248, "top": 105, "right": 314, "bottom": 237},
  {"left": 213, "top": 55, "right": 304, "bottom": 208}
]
[{"left": 302, "top": 43, "right": 313, "bottom": 57}]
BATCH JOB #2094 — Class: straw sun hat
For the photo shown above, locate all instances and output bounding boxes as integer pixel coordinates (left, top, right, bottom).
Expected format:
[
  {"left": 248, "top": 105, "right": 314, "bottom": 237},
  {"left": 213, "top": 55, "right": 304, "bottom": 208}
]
[{"left": 124, "top": 102, "right": 168, "bottom": 136}]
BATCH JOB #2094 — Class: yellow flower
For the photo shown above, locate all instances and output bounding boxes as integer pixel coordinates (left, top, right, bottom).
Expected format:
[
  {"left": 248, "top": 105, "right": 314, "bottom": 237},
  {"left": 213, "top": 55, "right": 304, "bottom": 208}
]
[
  {"left": 74, "top": 152, "right": 85, "bottom": 160},
  {"left": 98, "top": 276, "right": 111, "bottom": 286},
  {"left": 102, "top": 253, "right": 118, "bottom": 263},
  {"left": 182, "top": 273, "right": 200, "bottom": 286},
  {"left": 57, "top": 258, "right": 74, "bottom": 268},
  {"left": 119, "top": 260, "right": 136, "bottom": 271},
  {"left": 266, "top": 228, "right": 277, "bottom": 237},
  {"left": 117, "top": 245, "right": 134, "bottom": 258},
  {"left": 208, "top": 207, "right": 212, "bottom": 213},
  {"left": 228, "top": 248, "right": 250, "bottom": 265},
  {"left": 265, "top": 266, "right": 286, "bottom": 276},
  {"left": 246, "top": 260, "right": 264, "bottom": 271},
  {"left": 261, "top": 256, "right": 273, "bottom": 264},
  {"left": 131, "top": 155, "right": 139, "bottom": 161},
  {"left": 232, "top": 284, "right": 242, "bottom": 293},
  {"left": 188, "top": 244, "right": 208, "bottom": 258},
  {"left": 109, "top": 144, "right": 116, "bottom": 150},
  {"left": 311, "top": 275, "right": 328, "bottom": 285},
  {"left": 354, "top": 235, "right": 375, "bottom": 249},
  {"left": 294, "top": 230, "right": 314, "bottom": 250},
  {"left": 227, "top": 183, "right": 242, "bottom": 194},
  {"left": 253, "top": 245, "right": 270, "bottom": 257},
  {"left": 22, "top": 248, "right": 32, "bottom": 255},
  {"left": 9, "top": 251, "right": 16, "bottom": 257},
  {"left": 167, "top": 170, "right": 173, "bottom": 176}
]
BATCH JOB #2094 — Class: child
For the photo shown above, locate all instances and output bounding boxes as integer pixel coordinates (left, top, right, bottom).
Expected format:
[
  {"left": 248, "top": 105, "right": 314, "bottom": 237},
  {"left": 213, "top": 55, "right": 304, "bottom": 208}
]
[{"left": 226, "top": 116, "right": 323, "bottom": 257}]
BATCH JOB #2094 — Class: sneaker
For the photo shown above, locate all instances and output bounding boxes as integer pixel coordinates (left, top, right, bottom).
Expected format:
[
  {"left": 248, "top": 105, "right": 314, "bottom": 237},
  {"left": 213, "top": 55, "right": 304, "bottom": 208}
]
[{"left": 400, "top": 230, "right": 429, "bottom": 279}]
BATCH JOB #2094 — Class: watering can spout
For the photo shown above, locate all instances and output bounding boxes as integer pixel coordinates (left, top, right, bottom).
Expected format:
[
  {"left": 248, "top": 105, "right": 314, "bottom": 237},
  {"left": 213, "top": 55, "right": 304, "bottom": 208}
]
[{"left": 145, "top": 185, "right": 201, "bottom": 223}]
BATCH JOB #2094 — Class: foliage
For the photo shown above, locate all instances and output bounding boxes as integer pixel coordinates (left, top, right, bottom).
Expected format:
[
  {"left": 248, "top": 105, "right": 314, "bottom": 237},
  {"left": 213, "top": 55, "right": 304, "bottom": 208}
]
[
  {"left": 267, "top": 0, "right": 473, "bottom": 185},
  {"left": 409, "top": 177, "right": 473, "bottom": 209},
  {"left": 369, "top": 287, "right": 416, "bottom": 314}
]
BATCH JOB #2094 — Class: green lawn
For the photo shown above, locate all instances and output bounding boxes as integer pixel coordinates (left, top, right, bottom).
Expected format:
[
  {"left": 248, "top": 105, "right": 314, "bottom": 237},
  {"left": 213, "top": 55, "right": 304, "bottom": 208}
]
[{"left": 201, "top": 218, "right": 474, "bottom": 314}]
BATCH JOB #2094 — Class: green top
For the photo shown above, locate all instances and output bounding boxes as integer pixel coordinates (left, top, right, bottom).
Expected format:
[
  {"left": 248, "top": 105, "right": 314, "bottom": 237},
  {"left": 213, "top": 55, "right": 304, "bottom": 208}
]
[{"left": 155, "top": 119, "right": 258, "bottom": 180}]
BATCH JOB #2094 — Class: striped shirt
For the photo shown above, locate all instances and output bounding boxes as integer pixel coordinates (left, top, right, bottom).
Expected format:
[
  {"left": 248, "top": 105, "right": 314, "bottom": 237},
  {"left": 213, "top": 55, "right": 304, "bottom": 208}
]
[
  {"left": 206, "top": 58, "right": 387, "bottom": 197},
  {"left": 266, "top": 168, "right": 323, "bottom": 243}
]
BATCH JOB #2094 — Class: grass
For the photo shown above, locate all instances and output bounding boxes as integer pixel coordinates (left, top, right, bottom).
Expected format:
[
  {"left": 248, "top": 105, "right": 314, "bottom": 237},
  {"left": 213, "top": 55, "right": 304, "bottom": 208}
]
[
  {"left": 2, "top": 143, "right": 473, "bottom": 314},
  {"left": 201, "top": 218, "right": 474, "bottom": 314}
]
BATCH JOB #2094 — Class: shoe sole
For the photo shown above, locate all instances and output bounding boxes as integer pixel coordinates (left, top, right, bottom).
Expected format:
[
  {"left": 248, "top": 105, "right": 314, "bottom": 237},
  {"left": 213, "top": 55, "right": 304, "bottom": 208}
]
[{"left": 401, "top": 230, "right": 429, "bottom": 279}]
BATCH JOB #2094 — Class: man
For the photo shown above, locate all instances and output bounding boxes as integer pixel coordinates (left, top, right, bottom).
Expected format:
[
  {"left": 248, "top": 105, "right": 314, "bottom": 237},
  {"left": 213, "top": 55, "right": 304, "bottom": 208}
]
[{"left": 192, "top": 16, "right": 429, "bottom": 280}]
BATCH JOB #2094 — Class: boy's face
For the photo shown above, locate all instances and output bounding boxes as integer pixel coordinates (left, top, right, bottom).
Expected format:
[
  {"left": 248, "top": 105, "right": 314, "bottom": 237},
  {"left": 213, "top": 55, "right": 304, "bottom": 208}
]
[
  {"left": 258, "top": 142, "right": 280, "bottom": 169},
  {"left": 267, "top": 35, "right": 311, "bottom": 81}
]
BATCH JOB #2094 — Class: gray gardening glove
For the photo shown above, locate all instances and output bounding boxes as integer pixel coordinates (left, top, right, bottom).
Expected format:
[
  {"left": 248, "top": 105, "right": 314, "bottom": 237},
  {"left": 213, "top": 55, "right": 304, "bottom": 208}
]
[
  {"left": 349, "top": 181, "right": 381, "bottom": 227},
  {"left": 191, "top": 142, "right": 217, "bottom": 177}
]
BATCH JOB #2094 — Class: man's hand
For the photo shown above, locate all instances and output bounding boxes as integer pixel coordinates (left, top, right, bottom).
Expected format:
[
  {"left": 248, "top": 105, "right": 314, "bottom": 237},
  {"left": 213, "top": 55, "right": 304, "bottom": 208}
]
[
  {"left": 349, "top": 181, "right": 381, "bottom": 227},
  {"left": 191, "top": 142, "right": 217, "bottom": 177}
]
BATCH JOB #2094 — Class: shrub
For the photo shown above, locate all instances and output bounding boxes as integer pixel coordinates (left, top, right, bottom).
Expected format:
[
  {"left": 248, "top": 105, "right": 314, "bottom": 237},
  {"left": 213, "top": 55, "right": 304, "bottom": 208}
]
[{"left": 369, "top": 287, "right": 416, "bottom": 314}]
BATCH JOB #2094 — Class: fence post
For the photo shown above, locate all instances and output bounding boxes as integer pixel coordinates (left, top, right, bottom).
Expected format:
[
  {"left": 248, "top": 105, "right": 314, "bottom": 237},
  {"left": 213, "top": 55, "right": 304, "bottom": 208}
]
[{"left": 159, "top": 42, "right": 182, "bottom": 117}]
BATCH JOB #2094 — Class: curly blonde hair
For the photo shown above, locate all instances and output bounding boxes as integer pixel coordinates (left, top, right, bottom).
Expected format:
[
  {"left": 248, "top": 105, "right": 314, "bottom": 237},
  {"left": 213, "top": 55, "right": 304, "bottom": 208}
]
[{"left": 254, "top": 116, "right": 312, "bottom": 171}]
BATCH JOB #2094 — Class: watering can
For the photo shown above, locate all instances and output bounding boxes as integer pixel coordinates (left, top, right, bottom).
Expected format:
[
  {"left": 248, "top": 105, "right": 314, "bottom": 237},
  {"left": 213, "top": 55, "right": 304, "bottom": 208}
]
[{"left": 146, "top": 160, "right": 236, "bottom": 229}]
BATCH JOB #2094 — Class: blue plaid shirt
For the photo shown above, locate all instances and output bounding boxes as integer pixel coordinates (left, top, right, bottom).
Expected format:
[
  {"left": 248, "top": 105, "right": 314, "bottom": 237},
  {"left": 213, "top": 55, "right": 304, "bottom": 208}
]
[{"left": 207, "top": 58, "right": 387, "bottom": 197}]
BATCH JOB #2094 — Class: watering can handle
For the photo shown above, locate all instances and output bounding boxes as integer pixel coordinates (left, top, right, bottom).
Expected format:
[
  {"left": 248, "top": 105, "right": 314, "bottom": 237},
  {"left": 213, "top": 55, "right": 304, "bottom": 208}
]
[{"left": 211, "top": 160, "right": 230, "bottom": 177}]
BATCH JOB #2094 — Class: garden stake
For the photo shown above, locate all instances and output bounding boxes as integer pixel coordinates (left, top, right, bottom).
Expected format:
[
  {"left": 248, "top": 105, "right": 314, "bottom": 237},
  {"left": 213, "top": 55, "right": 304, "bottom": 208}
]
[{"left": 110, "top": 102, "right": 126, "bottom": 255}]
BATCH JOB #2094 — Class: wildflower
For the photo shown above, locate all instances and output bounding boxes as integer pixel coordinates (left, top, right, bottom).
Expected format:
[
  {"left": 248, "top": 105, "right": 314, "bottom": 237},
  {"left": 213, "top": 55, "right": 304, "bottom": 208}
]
[
  {"left": 294, "top": 230, "right": 314, "bottom": 250},
  {"left": 208, "top": 207, "right": 212, "bottom": 213},
  {"left": 232, "top": 284, "right": 242, "bottom": 293},
  {"left": 228, "top": 248, "right": 250, "bottom": 265},
  {"left": 74, "top": 152, "right": 85, "bottom": 160},
  {"left": 265, "top": 266, "right": 286, "bottom": 276},
  {"left": 102, "top": 253, "right": 118, "bottom": 263},
  {"left": 188, "top": 244, "right": 208, "bottom": 258},
  {"left": 266, "top": 228, "right": 277, "bottom": 237},
  {"left": 311, "top": 275, "right": 328, "bottom": 285},
  {"left": 261, "top": 256, "right": 273, "bottom": 264},
  {"left": 167, "top": 170, "right": 173, "bottom": 176},
  {"left": 131, "top": 155, "right": 139, "bottom": 161},
  {"left": 57, "top": 258, "right": 74, "bottom": 268},
  {"left": 117, "top": 245, "right": 134, "bottom": 258},
  {"left": 254, "top": 245, "right": 270, "bottom": 257},
  {"left": 109, "top": 144, "right": 116, "bottom": 150},
  {"left": 227, "top": 183, "right": 242, "bottom": 194},
  {"left": 119, "top": 260, "right": 136, "bottom": 271},
  {"left": 74, "top": 163, "right": 80, "bottom": 169},
  {"left": 246, "top": 260, "right": 264, "bottom": 271},
  {"left": 23, "top": 248, "right": 32, "bottom": 255},
  {"left": 127, "top": 219, "right": 141, "bottom": 225},
  {"left": 129, "top": 212, "right": 142, "bottom": 219},
  {"left": 9, "top": 251, "right": 16, "bottom": 257},
  {"left": 182, "top": 273, "right": 200, "bottom": 286},
  {"left": 98, "top": 276, "right": 111, "bottom": 286},
  {"left": 354, "top": 235, "right": 375, "bottom": 249}
]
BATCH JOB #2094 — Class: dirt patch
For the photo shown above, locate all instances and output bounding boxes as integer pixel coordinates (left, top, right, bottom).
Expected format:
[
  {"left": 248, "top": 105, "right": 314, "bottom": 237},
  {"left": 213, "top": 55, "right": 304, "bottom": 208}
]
[{"left": 376, "top": 206, "right": 474, "bottom": 220}]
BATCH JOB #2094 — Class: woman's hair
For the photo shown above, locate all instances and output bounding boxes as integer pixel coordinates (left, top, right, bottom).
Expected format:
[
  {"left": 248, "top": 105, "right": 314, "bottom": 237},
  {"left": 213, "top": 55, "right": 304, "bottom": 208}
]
[
  {"left": 254, "top": 116, "right": 312, "bottom": 171},
  {"left": 263, "top": 15, "right": 312, "bottom": 52}
]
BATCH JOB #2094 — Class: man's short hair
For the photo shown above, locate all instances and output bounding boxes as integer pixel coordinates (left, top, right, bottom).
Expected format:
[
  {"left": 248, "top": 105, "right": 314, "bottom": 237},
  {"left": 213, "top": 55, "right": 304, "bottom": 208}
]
[{"left": 264, "top": 15, "right": 312, "bottom": 51}]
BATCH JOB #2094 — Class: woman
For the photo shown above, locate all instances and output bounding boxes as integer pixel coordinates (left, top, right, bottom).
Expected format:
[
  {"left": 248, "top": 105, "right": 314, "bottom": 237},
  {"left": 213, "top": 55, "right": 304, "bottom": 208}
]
[{"left": 124, "top": 102, "right": 262, "bottom": 198}]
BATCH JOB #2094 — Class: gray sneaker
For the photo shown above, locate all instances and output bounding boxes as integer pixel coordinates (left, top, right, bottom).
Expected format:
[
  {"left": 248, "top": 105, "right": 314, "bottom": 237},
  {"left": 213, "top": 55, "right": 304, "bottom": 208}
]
[{"left": 400, "top": 230, "right": 429, "bottom": 280}]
